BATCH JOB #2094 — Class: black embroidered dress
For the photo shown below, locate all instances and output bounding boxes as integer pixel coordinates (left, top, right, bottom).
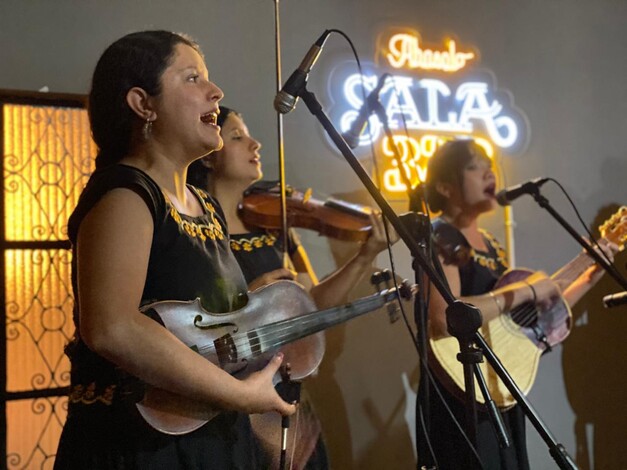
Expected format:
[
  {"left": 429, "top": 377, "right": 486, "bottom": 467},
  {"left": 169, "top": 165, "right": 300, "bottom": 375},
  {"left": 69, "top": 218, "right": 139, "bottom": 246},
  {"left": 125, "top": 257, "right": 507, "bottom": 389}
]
[
  {"left": 417, "top": 218, "right": 529, "bottom": 470},
  {"left": 54, "top": 165, "right": 257, "bottom": 469},
  {"left": 229, "top": 229, "right": 328, "bottom": 469}
]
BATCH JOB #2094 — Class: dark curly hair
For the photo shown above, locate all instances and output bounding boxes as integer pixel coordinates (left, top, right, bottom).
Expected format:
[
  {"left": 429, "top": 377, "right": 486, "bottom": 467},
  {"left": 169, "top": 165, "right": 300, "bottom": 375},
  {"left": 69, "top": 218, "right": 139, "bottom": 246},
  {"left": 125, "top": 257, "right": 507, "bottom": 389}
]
[{"left": 89, "top": 30, "right": 202, "bottom": 169}]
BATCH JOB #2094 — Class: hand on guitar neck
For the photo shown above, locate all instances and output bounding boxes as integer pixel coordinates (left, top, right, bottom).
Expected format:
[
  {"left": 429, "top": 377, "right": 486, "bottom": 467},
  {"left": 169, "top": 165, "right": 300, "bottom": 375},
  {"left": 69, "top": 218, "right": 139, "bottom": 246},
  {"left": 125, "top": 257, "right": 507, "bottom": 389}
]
[{"left": 571, "top": 237, "right": 621, "bottom": 288}]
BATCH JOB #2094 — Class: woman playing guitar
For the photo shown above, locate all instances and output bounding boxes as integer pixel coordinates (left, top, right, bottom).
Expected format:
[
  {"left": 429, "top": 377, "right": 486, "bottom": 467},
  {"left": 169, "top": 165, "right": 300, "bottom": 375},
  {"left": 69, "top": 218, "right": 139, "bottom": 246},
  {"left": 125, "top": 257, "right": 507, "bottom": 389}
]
[
  {"left": 187, "top": 106, "right": 398, "bottom": 469},
  {"left": 419, "top": 139, "right": 619, "bottom": 470}
]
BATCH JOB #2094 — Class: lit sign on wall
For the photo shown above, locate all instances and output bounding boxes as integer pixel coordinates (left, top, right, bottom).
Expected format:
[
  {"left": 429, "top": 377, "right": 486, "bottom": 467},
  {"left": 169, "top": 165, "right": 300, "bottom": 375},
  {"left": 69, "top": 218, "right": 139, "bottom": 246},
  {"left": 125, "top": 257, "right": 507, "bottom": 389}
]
[{"left": 327, "top": 28, "right": 530, "bottom": 197}]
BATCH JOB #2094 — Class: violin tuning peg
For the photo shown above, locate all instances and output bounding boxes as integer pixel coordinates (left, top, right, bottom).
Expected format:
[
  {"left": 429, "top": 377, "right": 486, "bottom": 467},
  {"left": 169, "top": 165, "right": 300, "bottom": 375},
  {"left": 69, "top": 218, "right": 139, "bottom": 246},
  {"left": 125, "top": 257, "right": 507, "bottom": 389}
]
[
  {"left": 399, "top": 280, "right": 414, "bottom": 300},
  {"left": 371, "top": 271, "right": 384, "bottom": 287},
  {"left": 380, "top": 269, "right": 392, "bottom": 284}
]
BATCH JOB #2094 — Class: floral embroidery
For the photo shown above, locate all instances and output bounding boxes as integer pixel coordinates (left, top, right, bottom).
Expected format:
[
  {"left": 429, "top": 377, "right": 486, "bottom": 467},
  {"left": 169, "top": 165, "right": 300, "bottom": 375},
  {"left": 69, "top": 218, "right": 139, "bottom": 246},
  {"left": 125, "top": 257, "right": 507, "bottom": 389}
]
[
  {"left": 69, "top": 382, "right": 116, "bottom": 406},
  {"left": 230, "top": 233, "right": 277, "bottom": 252},
  {"left": 165, "top": 188, "right": 225, "bottom": 241},
  {"left": 470, "top": 229, "right": 509, "bottom": 272}
]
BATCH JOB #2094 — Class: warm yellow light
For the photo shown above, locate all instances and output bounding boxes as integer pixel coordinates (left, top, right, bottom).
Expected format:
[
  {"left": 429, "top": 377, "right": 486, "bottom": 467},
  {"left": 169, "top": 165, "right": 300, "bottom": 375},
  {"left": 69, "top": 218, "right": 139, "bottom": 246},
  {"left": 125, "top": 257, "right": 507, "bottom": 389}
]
[
  {"left": 386, "top": 33, "right": 475, "bottom": 72},
  {"left": 381, "top": 133, "right": 495, "bottom": 193},
  {"left": 3, "top": 104, "right": 95, "bottom": 241},
  {"left": 3, "top": 100, "right": 95, "bottom": 467}
]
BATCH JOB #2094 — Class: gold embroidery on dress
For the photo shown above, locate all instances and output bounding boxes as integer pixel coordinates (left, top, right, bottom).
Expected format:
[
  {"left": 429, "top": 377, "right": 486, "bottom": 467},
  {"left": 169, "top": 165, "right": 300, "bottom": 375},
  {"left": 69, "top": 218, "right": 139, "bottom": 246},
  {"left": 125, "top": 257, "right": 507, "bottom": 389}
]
[
  {"left": 69, "top": 383, "right": 116, "bottom": 406},
  {"left": 230, "top": 233, "right": 277, "bottom": 252},
  {"left": 165, "top": 188, "right": 225, "bottom": 241},
  {"left": 470, "top": 229, "right": 509, "bottom": 272}
]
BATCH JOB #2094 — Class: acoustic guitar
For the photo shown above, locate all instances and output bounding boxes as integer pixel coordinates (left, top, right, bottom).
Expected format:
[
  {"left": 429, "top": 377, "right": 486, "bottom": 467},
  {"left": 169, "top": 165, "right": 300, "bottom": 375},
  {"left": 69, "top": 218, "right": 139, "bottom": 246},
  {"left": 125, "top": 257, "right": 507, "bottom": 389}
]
[
  {"left": 136, "top": 279, "right": 413, "bottom": 434},
  {"left": 429, "top": 206, "right": 626, "bottom": 409}
]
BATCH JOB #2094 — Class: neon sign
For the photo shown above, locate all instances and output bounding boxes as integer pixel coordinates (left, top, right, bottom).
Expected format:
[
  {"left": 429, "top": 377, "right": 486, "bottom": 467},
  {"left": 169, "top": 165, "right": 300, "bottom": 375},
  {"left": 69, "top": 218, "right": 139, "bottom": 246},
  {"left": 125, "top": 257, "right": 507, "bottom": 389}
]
[
  {"left": 327, "top": 28, "right": 529, "bottom": 197},
  {"left": 385, "top": 33, "right": 475, "bottom": 72}
]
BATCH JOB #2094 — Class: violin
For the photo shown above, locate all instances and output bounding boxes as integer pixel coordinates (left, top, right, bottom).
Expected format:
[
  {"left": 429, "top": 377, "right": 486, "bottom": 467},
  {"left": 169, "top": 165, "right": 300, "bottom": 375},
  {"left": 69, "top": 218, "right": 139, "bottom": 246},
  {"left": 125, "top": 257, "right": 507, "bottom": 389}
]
[
  {"left": 238, "top": 180, "right": 374, "bottom": 242},
  {"left": 136, "top": 279, "right": 414, "bottom": 434}
]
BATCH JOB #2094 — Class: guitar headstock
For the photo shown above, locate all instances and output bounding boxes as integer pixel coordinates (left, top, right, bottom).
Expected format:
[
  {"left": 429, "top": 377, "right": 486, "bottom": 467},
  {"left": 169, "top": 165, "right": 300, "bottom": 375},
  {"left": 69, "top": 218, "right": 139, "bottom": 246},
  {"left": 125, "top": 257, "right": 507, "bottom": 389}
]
[{"left": 599, "top": 206, "right": 627, "bottom": 249}]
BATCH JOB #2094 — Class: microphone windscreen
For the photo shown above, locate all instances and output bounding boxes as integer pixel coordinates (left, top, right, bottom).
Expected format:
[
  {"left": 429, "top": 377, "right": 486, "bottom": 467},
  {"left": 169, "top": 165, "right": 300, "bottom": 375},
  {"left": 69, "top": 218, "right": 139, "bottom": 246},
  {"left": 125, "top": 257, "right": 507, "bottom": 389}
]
[
  {"left": 603, "top": 291, "right": 627, "bottom": 308},
  {"left": 495, "top": 190, "right": 510, "bottom": 206}
]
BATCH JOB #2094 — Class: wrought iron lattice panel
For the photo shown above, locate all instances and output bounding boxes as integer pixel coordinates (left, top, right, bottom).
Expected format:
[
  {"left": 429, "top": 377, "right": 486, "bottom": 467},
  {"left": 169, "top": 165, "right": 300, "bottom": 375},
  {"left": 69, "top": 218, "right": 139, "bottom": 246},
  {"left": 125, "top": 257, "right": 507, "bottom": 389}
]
[
  {"left": 6, "top": 397, "right": 67, "bottom": 470},
  {"left": 2, "top": 93, "right": 94, "bottom": 470},
  {"left": 3, "top": 103, "right": 94, "bottom": 241},
  {"left": 5, "top": 250, "right": 74, "bottom": 393}
]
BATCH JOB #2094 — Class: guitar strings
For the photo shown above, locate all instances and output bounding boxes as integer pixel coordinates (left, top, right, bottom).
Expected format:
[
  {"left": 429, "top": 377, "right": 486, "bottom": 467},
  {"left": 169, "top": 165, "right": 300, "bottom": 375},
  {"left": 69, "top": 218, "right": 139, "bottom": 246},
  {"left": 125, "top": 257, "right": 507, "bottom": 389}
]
[{"left": 484, "top": 250, "right": 596, "bottom": 351}]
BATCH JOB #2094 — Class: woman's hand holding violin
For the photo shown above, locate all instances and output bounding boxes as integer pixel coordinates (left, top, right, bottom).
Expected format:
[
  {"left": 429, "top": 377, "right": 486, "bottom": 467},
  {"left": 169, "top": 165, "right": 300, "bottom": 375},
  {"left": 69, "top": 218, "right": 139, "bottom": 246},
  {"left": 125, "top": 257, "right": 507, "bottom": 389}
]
[{"left": 239, "top": 353, "right": 297, "bottom": 416}]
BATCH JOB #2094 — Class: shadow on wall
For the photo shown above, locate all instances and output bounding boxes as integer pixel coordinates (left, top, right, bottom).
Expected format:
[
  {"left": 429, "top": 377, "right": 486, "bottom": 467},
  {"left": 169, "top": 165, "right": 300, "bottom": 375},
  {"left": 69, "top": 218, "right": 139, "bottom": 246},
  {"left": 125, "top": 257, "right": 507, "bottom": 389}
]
[
  {"left": 305, "top": 189, "right": 419, "bottom": 470},
  {"left": 562, "top": 203, "right": 627, "bottom": 470}
]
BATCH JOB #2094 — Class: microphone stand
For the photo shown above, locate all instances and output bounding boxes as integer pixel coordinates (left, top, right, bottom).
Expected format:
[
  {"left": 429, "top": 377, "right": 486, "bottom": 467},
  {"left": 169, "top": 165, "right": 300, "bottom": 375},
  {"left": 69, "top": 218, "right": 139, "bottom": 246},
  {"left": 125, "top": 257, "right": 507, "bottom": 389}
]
[
  {"left": 370, "top": 99, "right": 434, "bottom": 467},
  {"left": 272, "top": 3, "right": 302, "bottom": 468},
  {"left": 272, "top": 0, "right": 291, "bottom": 267},
  {"left": 290, "top": 83, "right": 578, "bottom": 469},
  {"left": 526, "top": 189, "right": 627, "bottom": 290},
  {"left": 373, "top": 101, "right": 509, "bottom": 467}
]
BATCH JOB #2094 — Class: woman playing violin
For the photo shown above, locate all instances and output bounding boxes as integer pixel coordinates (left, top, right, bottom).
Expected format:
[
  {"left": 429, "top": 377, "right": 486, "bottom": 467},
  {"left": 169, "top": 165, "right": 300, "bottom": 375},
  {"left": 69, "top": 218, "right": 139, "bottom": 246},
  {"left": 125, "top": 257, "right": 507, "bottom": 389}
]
[
  {"left": 187, "top": 106, "right": 398, "bottom": 469},
  {"left": 419, "top": 139, "right": 619, "bottom": 470}
]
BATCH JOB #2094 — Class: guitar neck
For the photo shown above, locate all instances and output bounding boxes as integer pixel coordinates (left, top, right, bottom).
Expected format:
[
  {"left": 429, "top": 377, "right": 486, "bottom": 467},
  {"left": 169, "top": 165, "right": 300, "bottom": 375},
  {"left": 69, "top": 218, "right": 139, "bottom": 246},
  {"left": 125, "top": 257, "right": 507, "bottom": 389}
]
[{"left": 551, "top": 249, "right": 596, "bottom": 286}]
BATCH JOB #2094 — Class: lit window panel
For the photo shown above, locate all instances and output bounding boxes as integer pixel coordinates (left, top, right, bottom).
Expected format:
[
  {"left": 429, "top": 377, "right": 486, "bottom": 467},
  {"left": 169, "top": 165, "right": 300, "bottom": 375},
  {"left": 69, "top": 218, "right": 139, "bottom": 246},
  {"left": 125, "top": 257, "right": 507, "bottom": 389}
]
[
  {"left": 5, "top": 249, "right": 74, "bottom": 392},
  {"left": 6, "top": 397, "right": 67, "bottom": 469},
  {"left": 3, "top": 103, "right": 95, "bottom": 241},
  {"left": 2, "top": 99, "right": 94, "bottom": 468}
]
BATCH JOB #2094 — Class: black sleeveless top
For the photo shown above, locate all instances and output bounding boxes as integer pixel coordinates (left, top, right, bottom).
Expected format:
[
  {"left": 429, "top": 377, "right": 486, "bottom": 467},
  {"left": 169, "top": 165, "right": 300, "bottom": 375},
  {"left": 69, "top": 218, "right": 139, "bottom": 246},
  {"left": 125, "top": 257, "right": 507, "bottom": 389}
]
[
  {"left": 55, "top": 165, "right": 260, "bottom": 469},
  {"left": 432, "top": 217, "right": 509, "bottom": 295},
  {"left": 65, "top": 164, "right": 249, "bottom": 407}
]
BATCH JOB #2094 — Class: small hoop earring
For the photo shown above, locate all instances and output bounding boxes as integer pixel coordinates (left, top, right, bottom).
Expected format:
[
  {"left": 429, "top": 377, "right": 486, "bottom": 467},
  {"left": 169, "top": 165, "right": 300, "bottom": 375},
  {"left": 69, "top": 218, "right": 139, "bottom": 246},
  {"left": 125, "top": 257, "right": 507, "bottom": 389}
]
[{"left": 142, "top": 118, "right": 153, "bottom": 141}]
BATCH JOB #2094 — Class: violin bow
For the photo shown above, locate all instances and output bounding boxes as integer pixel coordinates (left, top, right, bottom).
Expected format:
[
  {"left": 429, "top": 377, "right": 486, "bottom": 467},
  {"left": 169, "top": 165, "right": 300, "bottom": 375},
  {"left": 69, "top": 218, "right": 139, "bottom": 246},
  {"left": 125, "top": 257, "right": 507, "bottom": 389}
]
[{"left": 272, "top": 0, "right": 291, "bottom": 268}]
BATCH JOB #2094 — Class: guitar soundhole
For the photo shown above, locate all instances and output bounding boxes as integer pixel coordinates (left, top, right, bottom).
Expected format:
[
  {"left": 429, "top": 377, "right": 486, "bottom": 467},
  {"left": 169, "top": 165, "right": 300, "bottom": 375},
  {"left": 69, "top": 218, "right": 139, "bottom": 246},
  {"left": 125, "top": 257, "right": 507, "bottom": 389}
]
[
  {"left": 508, "top": 304, "right": 552, "bottom": 350},
  {"left": 508, "top": 303, "right": 539, "bottom": 328}
]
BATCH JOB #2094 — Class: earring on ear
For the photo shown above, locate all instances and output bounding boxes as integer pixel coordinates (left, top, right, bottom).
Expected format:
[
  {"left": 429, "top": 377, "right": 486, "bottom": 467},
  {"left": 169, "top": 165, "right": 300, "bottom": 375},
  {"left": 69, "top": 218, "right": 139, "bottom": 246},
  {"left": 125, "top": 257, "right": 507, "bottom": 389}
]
[{"left": 142, "top": 118, "right": 154, "bottom": 141}]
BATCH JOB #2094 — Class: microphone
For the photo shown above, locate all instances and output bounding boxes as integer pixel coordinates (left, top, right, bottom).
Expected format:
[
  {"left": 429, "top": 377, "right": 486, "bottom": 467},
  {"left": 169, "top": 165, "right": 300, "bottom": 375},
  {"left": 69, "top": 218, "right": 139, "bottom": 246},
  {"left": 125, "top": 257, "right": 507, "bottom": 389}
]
[
  {"left": 495, "top": 177, "right": 550, "bottom": 206},
  {"left": 602, "top": 291, "right": 627, "bottom": 308},
  {"left": 342, "top": 73, "right": 391, "bottom": 149},
  {"left": 274, "top": 30, "right": 331, "bottom": 114}
]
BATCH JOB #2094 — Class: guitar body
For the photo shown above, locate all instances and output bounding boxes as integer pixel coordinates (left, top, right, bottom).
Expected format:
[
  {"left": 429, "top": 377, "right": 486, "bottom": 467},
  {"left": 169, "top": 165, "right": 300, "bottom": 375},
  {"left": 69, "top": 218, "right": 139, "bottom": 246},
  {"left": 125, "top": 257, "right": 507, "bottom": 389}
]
[
  {"left": 494, "top": 268, "right": 572, "bottom": 349},
  {"left": 429, "top": 268, "right": 572, "bottom": 409},
  {"left": 136, "top": 281, "right": 323, "bottom": 435}
]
